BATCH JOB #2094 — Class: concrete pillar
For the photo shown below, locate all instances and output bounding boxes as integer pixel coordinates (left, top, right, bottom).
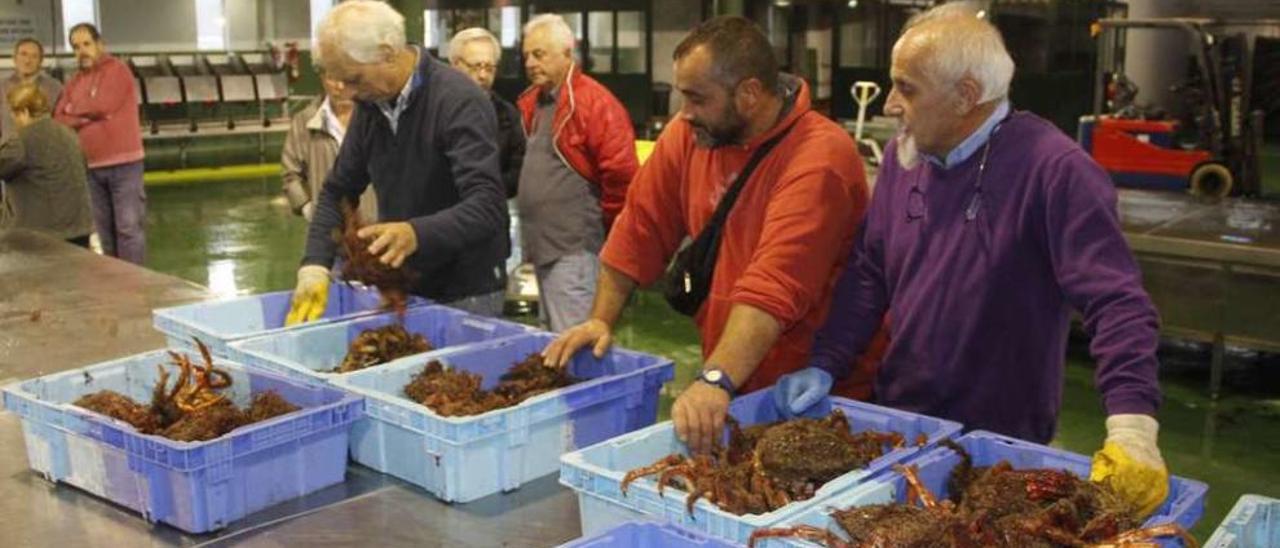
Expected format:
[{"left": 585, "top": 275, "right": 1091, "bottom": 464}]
[{"left": 1123, "top": 0, "right": 1190, "bottom": 115}]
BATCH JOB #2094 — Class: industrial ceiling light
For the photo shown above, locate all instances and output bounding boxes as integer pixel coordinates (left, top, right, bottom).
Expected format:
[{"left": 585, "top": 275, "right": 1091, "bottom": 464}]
[
  {"left": 774, "top": 0, "right": 791, "bottom": 6},
  {"left": 848, "top": 0, "right": 859, "bottom": 7}
]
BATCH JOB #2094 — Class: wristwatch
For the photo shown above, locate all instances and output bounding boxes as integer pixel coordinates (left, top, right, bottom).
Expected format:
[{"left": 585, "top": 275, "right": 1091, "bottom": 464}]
[{"left": 697, "top": 367, "right": 736, "bottom": 397}]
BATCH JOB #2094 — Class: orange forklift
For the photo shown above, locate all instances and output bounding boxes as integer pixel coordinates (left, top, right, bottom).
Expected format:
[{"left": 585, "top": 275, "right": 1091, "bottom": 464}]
[{"left": 1080, "top": 18, "right": 1267, "bottom": 197}]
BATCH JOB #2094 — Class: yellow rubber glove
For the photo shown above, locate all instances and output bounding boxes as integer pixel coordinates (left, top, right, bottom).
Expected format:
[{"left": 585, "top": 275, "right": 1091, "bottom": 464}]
[
  {"left": 285, "top": 265, "right": 331, "bottom": 326},
  {"left": 1090, "top": 414, "right": 1170, "bottom": 518}
]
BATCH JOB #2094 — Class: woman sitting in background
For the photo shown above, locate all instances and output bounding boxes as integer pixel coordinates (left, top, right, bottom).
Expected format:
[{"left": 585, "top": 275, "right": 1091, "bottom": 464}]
[{"left": 0, "top": 82, "right": 93, "bottom": 247}]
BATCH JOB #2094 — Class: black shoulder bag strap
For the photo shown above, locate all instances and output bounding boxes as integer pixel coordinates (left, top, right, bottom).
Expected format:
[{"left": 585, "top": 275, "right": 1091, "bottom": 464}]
[{"left": 663, "top": 112, "right": 806, "bottom": 316}]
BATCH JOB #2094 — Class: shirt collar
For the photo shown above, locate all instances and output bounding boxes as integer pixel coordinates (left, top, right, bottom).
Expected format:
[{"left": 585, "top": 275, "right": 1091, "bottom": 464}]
[
  {"left": 377, "top": 46, "right": 425, "bottom": 134},
  {"left": 318, "top": 97, "right": 345, "bottom": 143},
  {"left": 537, "top": 86, "right": 558, "bottom": 105},
  {"left": 924, "top": 99, "right": 1010, "bottom": 169}
]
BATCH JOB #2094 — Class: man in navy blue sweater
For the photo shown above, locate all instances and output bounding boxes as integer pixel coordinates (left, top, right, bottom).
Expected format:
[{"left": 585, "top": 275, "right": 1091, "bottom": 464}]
[{"left": 287, "top": 0, "right": 509, "bottom": 322}]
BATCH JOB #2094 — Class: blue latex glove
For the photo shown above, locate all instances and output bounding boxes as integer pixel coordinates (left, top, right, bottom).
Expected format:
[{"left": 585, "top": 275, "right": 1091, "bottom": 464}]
[{"left": 773, "top": 367, "right": 834, "bottom": 419}]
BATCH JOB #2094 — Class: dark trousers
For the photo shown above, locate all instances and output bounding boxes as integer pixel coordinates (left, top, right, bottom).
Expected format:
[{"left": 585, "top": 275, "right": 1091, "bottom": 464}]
[{"left": 87, "top": 160, "right": 146, "bottom": 264}]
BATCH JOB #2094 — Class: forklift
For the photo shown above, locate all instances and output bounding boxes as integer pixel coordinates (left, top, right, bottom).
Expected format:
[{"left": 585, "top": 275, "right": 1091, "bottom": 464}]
[{"left": 1080, "top": 18, "right": 1267, "bottom": 197}]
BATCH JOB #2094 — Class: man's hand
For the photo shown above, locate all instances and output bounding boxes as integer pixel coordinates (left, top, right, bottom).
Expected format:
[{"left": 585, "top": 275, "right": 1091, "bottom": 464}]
[
  {"left": 1089, "top": 414, "right": 1169, "bottom": 518},
  {"left": 542, "top": 318, "right": 612, "bottom": 368},
  {"left": 359, "top": 222, "right": 417, "bottom": 268},
  {"left": 673, "top": 381, "right": 731, "bottom": 455},
  {"left": 285, "top": 265, "right": 330, "bottom": 326}
]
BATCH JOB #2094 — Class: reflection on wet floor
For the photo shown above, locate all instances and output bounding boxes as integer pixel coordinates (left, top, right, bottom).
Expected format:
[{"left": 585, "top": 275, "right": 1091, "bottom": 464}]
[
  {"left": 145, "top": 178, "right": 1280, "bottom": 541},
  {"left": 146, "top": 177, "right": 306, "bottom": 297}
]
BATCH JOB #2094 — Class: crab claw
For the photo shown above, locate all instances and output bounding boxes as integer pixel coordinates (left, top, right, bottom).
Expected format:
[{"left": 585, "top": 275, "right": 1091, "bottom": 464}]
[{"left": 748, "top": 525, "right": 849, "bottom": 548}]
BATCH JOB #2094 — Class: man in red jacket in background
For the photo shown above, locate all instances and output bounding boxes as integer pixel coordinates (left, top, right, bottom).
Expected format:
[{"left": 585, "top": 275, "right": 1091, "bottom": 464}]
[
  {"left": 55, "top": 23, "right": 146, "bottom": 264},
  {"left": 515, "top": 14, "right": 638, "bottom": 332},
  {"left": 543, "top": 16, "right": 870, "bottom": 454}
]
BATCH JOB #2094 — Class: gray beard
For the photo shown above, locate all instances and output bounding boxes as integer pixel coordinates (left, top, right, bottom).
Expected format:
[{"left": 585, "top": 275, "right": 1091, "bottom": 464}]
[
  {"left": 693, "top": 126, "right": 739, "bottom": 149},
  {"left": 896, "top": 133, "right": 922, "bottom": 171}
]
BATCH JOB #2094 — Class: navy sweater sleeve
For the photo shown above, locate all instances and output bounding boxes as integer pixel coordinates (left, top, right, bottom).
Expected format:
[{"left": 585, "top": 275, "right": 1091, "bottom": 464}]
[
  {"left": 407, "top": 85, "right": 507, "bottom": 256},
  {"left": 301, "top": 105, "right": 373, "bottom": 268}
]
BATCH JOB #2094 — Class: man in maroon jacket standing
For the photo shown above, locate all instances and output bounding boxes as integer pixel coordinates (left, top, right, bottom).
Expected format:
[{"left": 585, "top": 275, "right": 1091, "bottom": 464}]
[
  {"left": 54, "top": 23, "right": 145, "bottom": 264},
  {"left": 515, "top": 14, "right": 638, "bottom": 332}
]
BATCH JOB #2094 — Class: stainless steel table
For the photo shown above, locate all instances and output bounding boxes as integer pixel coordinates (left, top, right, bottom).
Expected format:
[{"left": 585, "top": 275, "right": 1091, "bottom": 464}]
[
  {"left": 0, "top": 230, "right": 581, "bottom": 547},
  {"left": 1118, "top": 191, "right": 1280, "bottom": 399}
]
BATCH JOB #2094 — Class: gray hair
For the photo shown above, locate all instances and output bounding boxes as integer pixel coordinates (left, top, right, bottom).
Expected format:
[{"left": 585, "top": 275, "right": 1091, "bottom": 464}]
[
  {"left": 899, "top": 1, "right": 1014, "bottom": 103},
  {"left": 313, "top": 0, "right": 406, "bottom": 67},
  {"left": 523, "top": 14, "right": 575, "bottom": 53},
  {"left": 449, "top": 27, "right": 501, "bottom": 63}
]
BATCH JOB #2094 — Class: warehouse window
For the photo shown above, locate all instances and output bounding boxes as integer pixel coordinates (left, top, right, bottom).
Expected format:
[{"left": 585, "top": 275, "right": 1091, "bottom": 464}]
[
  {"left": 311, "top": 0, "right": 335, "bottom": 40},
  {"left": 616, "top": 11, "right": 646, "bottom": 74},
  {"left": 195, "top": 0, "right": 227, "bottom": 51},
  {"left": 498, "top": 6, "right": 519, "bottom": 48},
  {"left": 587, "top": 12, "right": 614, "bottom": 72},
  {"left": 61, "top": 0, "right": 98, "bottom": 50},
  {"left": 424, "top": 9, "right": 441, "bottom": 49}
]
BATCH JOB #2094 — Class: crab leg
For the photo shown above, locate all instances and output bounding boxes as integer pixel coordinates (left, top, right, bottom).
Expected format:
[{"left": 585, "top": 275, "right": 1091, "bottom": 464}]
[
  {"left": 1090, "top": 523, "right": 1199, "bottom": 548},
  {"left": 657, "top": 466, "right": 696, "bottom": 498},
  {"left": 152, "top": 363, "right": 171, "bottom": 404},
  {"left": 895, "top": 464, "right": 941, "bottom": 509},
  {"left": 621, "top": 454, "right": 684, "bottom": 495},
  {"left": 748, "top": 525, "right": 849, "bottom": 548},
  {"left": 685, "top": 485, "right": 713, "bottom": 516},
  {"left": 193, "top": 337, "right": 232, "bottom": 389}
]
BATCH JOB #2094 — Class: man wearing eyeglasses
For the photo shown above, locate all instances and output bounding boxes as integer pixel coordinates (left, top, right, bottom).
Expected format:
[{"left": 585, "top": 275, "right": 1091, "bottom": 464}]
[
  {"left": 514, "top": 14, "right": 638, "bottom": 332},
  {"left": 775, "top": 3, "right": 1169, "bottom": 520},
  {"left": 449, "top": 28, "right": 525, "bottom": 199}
]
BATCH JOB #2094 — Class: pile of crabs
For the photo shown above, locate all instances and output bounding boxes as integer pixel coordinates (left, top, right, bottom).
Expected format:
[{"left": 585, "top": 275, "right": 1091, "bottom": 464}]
[
  {"left": 74, "top": 338, "right": 299, "bottom": 442},
  {"left": 620, "top": 409, "right": 913, "bottom": 516},
  {"left": 746, "top": 439, "right": 1197, "bottom": 548},
  {"left": 403, "top": 353, "right": 578, "bottom": 416}
]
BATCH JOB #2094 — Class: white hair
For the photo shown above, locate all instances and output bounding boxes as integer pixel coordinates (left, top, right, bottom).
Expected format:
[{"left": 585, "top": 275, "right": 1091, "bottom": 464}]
[
  {"left": 313, "top": 0, "right": 406, "bottom": 67},
  {"left": 523, "top": 14, "right": 575, "bottom": 53},
  {"left": 449, "top": 27, "right": 501, "bottom": 63},
  {"left": 899, "top": 1, "right": 1014, "bottom": 103}
]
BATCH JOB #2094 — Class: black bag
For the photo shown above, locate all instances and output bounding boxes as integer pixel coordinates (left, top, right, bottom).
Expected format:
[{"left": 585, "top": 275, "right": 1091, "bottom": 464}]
[{"left": 663, "top": 117, "right": 802, "bottom": 316}]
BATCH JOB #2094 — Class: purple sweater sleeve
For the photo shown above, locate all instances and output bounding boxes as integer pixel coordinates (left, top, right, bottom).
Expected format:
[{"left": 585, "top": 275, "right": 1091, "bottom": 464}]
[
  {"left": 807, "top": 179, "right": 891, "bottom": 379},
  {"left": 1043, "top": 150, "right": 1161, "bottom": 416}
]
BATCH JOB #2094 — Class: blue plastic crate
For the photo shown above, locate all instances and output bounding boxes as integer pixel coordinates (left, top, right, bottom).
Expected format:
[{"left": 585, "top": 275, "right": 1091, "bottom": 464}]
[
  {"left": 558, "top": 521, "right": 740, "bottom": 548},
  {"left": 558, "top": 389, "right": 963, "bottom": 545},
  {"left": 331, "top": 332, "right": 674, "bottom": 503},
  {"left": 1207, "top": 495, "right": 1280, "bottom": 547},
  {"left": 758, "top": 430, "right": 1208, "bottom": 548},
  {"left": 153, "top": 282, "right": 429, "bottom": 357},
  {"left": 1, "top": 349, "right": 363, "bottom": 533},
  {"left": 226, "top": 304, "right": 533, "bottom": 383}
]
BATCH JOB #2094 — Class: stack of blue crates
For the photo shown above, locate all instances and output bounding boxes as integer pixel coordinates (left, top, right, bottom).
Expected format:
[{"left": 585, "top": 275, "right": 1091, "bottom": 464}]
[{"left": 6, "top": 282, "right": 1221, "bottom": 542}]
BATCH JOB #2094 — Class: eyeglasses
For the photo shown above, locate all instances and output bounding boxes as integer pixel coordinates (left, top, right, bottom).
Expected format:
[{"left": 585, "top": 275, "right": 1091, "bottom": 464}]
[
  {"left": 905, "top": 114, "right": 1010, "bottom": 224},
  {"left": 457, "top": 59, "right": 497, "bottom": 74},
  {"left": 907, "top": 185, "right": 926, "bottom": 222}
]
